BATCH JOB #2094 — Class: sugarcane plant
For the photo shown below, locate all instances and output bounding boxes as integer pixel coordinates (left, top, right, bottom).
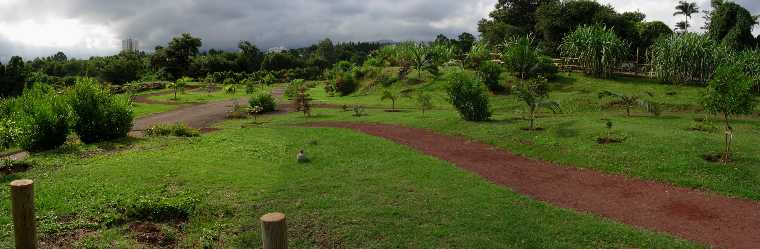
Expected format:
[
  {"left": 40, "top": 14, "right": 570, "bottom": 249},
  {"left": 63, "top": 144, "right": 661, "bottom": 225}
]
[
  {"left": 560, "top": 25, "right": 628, "bottom": 78},
  {"left": 598, "top": 90, "right": 661, "bottom": 117},
  {"left": 513, "top": 77, "right": 562, "bottom": 130}
]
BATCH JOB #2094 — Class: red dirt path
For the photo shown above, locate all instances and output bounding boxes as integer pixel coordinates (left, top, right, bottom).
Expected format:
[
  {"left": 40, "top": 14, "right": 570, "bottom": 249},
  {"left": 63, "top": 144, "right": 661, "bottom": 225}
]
[{"left": 311, "top": 122, "right": 760, "bottom": 249}]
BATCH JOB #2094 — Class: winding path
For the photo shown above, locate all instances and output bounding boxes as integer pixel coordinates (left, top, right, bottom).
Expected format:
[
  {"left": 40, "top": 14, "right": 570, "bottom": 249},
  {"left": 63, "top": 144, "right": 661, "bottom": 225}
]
[
  {"left": 310, "top": 122, "right": 760, "bottom": 249},
  {"left": 130, "top": 88, "right": 760, "bottom": 248}
]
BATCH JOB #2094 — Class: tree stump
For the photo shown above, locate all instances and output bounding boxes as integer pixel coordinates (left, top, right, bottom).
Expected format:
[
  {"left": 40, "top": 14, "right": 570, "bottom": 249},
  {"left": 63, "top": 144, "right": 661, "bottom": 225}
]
[{"left": 260, "top": 212, "right": 288, "bottom": 249}]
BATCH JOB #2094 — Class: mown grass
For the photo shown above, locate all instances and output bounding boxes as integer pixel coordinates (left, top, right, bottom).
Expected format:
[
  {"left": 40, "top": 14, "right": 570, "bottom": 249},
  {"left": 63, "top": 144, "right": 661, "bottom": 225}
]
[
  {"left": 147, "top": 88, "right": 249, "bottom": 104},
  {"left": 286, "top": 72, "right": 760, "bottom": 200},
  {"left": 0, "top": 123, "right": 702, "bottom": 248},
  {"left": 132, "top": 103, "right": 179, "bottom": 118}
]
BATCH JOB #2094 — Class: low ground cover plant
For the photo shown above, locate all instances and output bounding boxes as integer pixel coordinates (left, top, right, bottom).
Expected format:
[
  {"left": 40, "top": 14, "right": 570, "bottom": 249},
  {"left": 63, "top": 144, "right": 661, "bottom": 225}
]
[{"left": 145, "top": 123, "right": 200, "bottom": 137}]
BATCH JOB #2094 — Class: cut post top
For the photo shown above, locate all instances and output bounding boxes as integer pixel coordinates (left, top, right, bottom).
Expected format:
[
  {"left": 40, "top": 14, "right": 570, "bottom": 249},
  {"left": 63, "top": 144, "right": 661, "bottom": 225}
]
[
  {"left": 261, "top": 212, "right": 286, "bottom": 222},
  {"left": 10, "top": 179, "right": 33, "bottom": 188}
]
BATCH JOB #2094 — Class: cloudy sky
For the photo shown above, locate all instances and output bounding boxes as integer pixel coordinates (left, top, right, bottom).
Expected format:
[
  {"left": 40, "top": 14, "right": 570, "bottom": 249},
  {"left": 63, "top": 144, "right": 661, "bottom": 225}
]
[{"left": 0, "top": 0, "right": 758, "bottom": 61}]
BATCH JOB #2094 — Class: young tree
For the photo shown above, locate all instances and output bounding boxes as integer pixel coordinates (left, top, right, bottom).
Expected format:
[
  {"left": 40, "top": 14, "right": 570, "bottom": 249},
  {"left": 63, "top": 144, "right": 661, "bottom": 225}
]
[
  {"left": 168, "top": 77, "right": 192, "bottom": 100},
  {"left": 702, "top": 64, "right": 756, "bottom": 163},
  {"left": 598, "top": 91, "right": 660, "bottom": 117},
  {"left": 416, "top": 91, "right": 434, "bottom": 115},
  {"left": 381, "top": 90, "right": 399, "bottom": 111},
  {"left": 674, "top": 1, "right": 700, "bottom": 33},
  {"left": 502, "top": 35, "right": 540, "bottom": 80},
  {"left": 513, "top": 77, "right": 561, "bottom": 130}
]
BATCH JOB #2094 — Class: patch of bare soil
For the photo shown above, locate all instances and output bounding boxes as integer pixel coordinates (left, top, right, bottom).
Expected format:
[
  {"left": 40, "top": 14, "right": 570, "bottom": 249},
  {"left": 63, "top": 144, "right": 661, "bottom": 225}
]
[
  {"left": 310, "top": 122, "right": 760, "bottom": 249},
  {"left": 39, "top": 229, "right": 94, "bottom": 249},
  {"left": 128, "top": 222, "right": 179, "bottom": 248}
]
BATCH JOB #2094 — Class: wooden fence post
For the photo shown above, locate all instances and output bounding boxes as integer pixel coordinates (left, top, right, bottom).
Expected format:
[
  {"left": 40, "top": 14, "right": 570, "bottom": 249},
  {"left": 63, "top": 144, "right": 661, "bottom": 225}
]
[
  {"left": 10, "top": 179, "right": 36, "bottom": 249},
  {"left": 260, "top": 212, "right": 287, "bottom": 249}
]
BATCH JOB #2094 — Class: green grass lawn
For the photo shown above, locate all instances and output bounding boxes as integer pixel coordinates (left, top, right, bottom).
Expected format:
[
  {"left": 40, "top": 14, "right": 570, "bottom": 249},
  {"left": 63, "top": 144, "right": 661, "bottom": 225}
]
[
  {"left": 290, "top": 73, "right": 760, "bottom": 200},
  {"left": 132, "top": 103, "right": 180, "bottom": 118},
  {"left": 147, "top": 86, "right": 259, "bottom": 104},
  {"left": 0, "top": 122, "right": 702, "bottom": 248}
]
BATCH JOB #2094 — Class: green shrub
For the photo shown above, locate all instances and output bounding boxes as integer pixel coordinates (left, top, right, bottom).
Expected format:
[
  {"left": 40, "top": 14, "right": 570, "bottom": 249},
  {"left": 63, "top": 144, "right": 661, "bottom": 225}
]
[
  {"left": 478, "top": 61, "right": 504, "bottom": 92},
  {"left": 284, "top": 79, "right": 306, "bottom": 99},
  {"left": 446, "top": 70, "right": 491, "bottom": 121},
  {"left": 249, "top": 92, "right": 277, "bottom": 113},
  {"left": 333, "top": 71, "right": 358, "bottom": 96},
  {"left": 10, "top": 85, "right": 71, "bottom": 151},
  {"left": 68, "top": 78, "right": 134, "bottom": 144},
  {"left": 145, "top": 123, "right": 200, "bottom": 137}
]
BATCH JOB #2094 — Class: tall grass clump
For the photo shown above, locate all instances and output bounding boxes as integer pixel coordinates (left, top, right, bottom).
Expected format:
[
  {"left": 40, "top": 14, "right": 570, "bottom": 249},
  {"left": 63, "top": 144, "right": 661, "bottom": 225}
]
[
  {"left": 650, "top": 33, "right": 734, "bottom": 85},
  {"left": 8, "top": 85, "right": 71, "bottom": 151},
  {"left": 68, "top": 77, "right": 134, "bottom": 144},
  {"left": 446, "top": 70, "right": 491, "bottom": 121},
  {"left": 560, "top": 25, "right": 628, "bottom": 78}
]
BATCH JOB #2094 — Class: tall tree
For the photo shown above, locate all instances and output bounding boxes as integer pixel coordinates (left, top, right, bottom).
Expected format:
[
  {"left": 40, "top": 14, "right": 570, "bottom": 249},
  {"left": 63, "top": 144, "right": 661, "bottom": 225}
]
[
  {"left": 457, "top": 32, "right": 476, "bottom": 54},
  {"left": 706, "top": 1, "right": 758, "bottom": 50},
  {"left": 674, "top": 1, "right": 700, "bottom": 32},
  {"left": 0, "top": 56, "right": 26, "bottom": 97},
  {"left": 153, "top": 33, "right": 202, "bottom": 80},
  {"left": 237, "top": 41, "right": 263, "bottom": 72},
  {"left": 478, "top": 0, "right": 558, "bottom": 46}
]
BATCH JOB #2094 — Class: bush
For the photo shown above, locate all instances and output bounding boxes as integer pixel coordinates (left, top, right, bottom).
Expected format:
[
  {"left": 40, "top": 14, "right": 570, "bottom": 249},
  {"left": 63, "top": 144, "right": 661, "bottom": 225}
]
[
  {"left": 10, "top": 85, "right": 71, "bottom": 151},
  {"left": 446, "top": 70, "right": 491, "bottom": 121},
  {"left": 478, "top": 61, "right": 504, "bottom": 92},
  {"left": 68, "top": 78, "right": 134, "bottom": 144},
  {"left": 333, "top": 71, "right": 358, "bottom": 96},
  {"left": 145, "top": 123, "right": 200, "bottom": 137},
  {"left": 284, "top": 79, "right": 306, "bottom": 99},
  {"left": 249, "top": 92, "right": 277, "bottom": 113}
]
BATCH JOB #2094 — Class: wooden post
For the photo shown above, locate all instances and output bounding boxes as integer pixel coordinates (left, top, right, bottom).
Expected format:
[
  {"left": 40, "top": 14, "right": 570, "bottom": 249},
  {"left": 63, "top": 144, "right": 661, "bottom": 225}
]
[
  {"left": 10, "top": 179, "right": 36, "bottom": 249},
  {"left": 260, "top": 213, "right": 288, "bottom": 249}
]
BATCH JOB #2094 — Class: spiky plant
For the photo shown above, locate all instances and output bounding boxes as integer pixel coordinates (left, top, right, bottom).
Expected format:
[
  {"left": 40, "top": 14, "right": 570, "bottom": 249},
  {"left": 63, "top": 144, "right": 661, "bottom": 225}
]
[
  {"left": 513, "top": 77, "right": 561, "bottom": 130},
  {"left": 598, "top": 91, "right": 660, "bottom": 117},
  {"left": 650, "top": 33, "right": 733, "bottom": 85},
  {"left": 502, "top": 35, "right": 540, "bottom": 80}
]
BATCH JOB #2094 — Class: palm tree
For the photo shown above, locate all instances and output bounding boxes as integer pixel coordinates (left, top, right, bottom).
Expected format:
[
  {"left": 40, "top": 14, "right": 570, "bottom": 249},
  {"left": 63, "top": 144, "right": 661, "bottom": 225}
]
[
  {"left": 675, "top": 21, "right": 690, "bottom": 33},
  {"left": 513, "top": 79, "right": 561, "bottom": 130},
  {"left": 381, "top": 90, "right": 399, "bottom": 111},
  {"left": 674, "top": 1, "right": 699, "bottom": 32},
  {"left": 598, "top": 91, "right": 660, "bottom": 117},
  {"left": 167, "top": 77, "right": 191, "bottom": 100}
]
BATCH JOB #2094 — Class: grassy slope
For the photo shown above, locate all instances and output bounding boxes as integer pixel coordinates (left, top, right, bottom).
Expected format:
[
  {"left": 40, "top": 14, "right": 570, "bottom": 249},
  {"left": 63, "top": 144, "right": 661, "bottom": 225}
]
[
  {"left": 292, "top": 73, "right": 760, "bottom": 200},
  {"left": 0, "top": 123, "right": 701, "bottom": 248}
]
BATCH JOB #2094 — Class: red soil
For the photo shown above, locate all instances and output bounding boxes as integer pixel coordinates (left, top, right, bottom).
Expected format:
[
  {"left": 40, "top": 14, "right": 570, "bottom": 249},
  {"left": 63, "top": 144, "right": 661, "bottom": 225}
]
[{"left": 311, "top": 122, "right": 760, "bottom": 249}]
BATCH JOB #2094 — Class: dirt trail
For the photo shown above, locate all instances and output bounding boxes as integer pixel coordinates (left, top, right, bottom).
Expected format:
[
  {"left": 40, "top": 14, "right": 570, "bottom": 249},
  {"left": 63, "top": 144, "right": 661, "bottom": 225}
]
[{"left": 311, "top": 122, "right": 760, "bottom": 249}]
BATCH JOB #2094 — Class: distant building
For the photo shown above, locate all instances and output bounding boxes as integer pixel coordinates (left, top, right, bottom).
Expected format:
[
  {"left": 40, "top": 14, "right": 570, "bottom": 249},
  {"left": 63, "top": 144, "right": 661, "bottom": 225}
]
[
  {"left": 122, "top": 38, "right": 140, "bottom": 52},
  {"left": 266, "top": 46, "right": 288, "bottom": 54}
]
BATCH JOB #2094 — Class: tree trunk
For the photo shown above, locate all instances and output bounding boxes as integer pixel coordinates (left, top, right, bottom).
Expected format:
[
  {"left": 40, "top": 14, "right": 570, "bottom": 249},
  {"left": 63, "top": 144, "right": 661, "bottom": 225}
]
[{"left": 723, "top": 114, "right": 733, "bottom": 163}]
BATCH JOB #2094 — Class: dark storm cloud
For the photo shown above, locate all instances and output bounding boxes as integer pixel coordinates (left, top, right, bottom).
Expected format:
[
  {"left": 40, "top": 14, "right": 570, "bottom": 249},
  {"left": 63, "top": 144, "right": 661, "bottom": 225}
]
[{"left": 0, "top": 0, "right": 493, "bottom": 59}]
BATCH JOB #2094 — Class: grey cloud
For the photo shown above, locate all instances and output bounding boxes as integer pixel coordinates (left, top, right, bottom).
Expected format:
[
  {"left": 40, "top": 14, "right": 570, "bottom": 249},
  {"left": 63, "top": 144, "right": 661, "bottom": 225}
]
[{"left": 0, "top": 0, "right": 494, "bottom": 60}]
